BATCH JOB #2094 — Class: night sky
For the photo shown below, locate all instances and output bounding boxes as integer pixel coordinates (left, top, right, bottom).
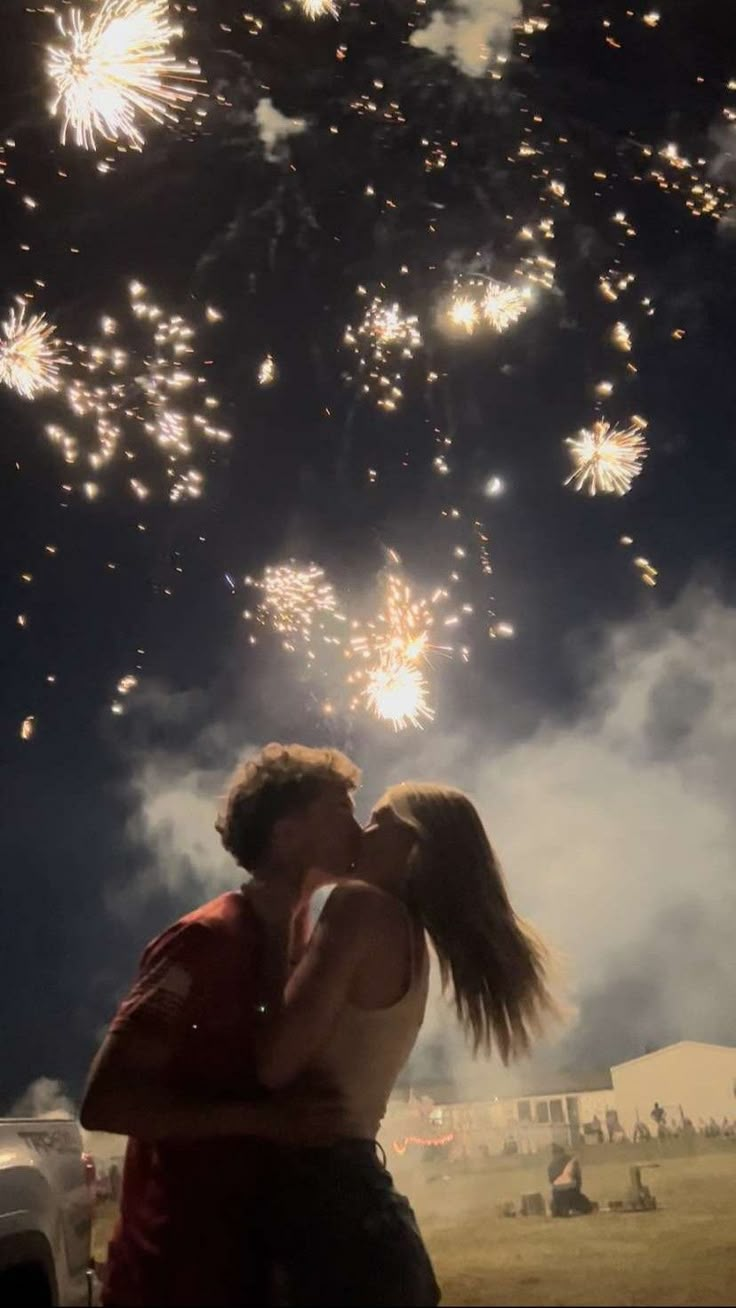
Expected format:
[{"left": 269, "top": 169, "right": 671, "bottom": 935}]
[{"left": 2, "top": 0, "right": 735, "bottom": 1106}]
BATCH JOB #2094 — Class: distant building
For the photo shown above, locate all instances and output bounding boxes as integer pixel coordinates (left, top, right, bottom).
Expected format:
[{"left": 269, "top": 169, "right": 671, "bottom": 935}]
[
  {"left": 611, "top": 1041, "right": 736, "bottom": 1136},
  {"left": 385, "top": 1041, "right": 736, "bottom": 1162}
]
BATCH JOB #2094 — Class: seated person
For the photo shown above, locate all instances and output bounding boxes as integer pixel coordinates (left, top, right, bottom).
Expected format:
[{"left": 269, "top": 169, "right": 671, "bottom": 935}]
[{"left": 548, "top": 1143, "right": 594, "bottom": 1216}]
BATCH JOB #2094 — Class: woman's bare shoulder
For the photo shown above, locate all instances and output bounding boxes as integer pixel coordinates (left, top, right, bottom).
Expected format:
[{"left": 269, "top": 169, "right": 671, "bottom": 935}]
[{"left": 323, "top": 881, "right": 408, "bottom": 927}]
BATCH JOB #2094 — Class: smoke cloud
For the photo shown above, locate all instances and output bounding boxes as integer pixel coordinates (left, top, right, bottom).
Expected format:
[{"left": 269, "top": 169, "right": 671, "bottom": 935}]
[
  {"left": 410, "top": 0, "right": 522, "bottom": 78},
  {"left": 123, "top": 587, "right": 736, "bottom": 1094},
  {"left": 11, "top": 1076, "right": 76, "bottom": 1119},
  {"left": 255, "top": 98, "right": 307, "bottom": 161}
]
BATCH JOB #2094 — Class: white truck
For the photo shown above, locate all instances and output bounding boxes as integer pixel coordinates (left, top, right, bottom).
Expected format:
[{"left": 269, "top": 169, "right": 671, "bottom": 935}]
[{"left": 0, "top": 1118, "right": 93, "bottom": 1305}]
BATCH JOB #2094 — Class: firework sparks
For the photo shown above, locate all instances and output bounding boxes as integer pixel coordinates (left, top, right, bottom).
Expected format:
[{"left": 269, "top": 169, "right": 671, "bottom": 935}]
[
  {"left": 247, "top": 562, "right": 341, "bottom": 649},
  {"left": 298, "top": 0, "right": 339, "bottom": 17},
  {"left": 351, "top": 573, "right": 436, "bottom": 667},
  {"left": 565, "top": 419, "right": 649, "bottom": 496},
  {"left": 0, "top": 305, "right": 65, "bottom": 400},
  {"left": 20, "top": 715, "right": 36, "bottom": 742},
  {"left": 445, "top": 277, "right": 534, "bottom": 338},
  {"left": 611, "top": 321, "right": 632, "bottom": 352},
  {"left": 349, "top": 570, "right": 452, "bottom": 729},
  {"left": 43, "top": 282, "right": 229, "bottom": 502},
  {"left": 481, "top": 280, "right": 532, "bottom": 332},
  {"left": 344, "top": 296, "right": 422, "bottom": 411},
  {"left": 447, "top": 294, "right": 479, "bottom": 335},
  {"left": 635, "top": 556, "right": 659, "bottom": 587},
  {"left": 258, "top": 354, "right": 277, "bottom": 386},
  {"left": 364, "top": 654, "right": 433, "bottom": 730},
  {"left": 46, "top": 0, "right": 201, "bottom": 151}
]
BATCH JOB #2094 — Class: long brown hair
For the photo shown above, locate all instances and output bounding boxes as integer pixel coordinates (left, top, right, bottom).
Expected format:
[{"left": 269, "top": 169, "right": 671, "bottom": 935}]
[{"left": 383, "top": 782, "right": 556, "bottom": 1062}]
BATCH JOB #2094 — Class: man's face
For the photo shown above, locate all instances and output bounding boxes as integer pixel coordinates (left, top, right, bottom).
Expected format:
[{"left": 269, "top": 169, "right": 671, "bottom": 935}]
[{"left": 299, "top": 781, "right": 362, "bottom": 880}]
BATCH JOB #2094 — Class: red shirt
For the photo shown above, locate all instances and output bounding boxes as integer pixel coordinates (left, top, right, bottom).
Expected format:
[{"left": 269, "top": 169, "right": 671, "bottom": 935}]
[{"left": 103, "top": 891, "right": 272, "bottom": 1307}]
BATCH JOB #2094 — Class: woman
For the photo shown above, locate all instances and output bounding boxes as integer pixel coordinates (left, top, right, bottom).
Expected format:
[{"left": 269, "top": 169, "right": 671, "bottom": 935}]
[{"left": 257, "top": 783, "right": 556, "bottom": 1306}]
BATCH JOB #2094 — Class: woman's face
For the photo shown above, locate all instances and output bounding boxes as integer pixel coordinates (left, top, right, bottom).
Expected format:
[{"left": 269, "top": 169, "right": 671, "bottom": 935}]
[{"left": 357, "top": 802, "right": 417, "bottom": 889}]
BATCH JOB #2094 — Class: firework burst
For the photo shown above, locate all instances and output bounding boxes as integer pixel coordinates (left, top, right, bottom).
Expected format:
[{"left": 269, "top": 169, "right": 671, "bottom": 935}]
[
  {"left": 46, "top": 0, "right": 201, "bottom": 151},
  {"left": 43, "top": 283, "right": 229, "bottom": 502},
  {"left": 344, "top": 296, "right": 422, "bottom": 411},
  {"left": 445, "top": 278, "right": 533, "bottom": 338},
  {"left": 350, "top": 573, "right": 436, "bottom": 667},
  {"left": 349, "top": 570, "right": 451, "bottom": 728},
  {"left": 0, "top": 305, "right": 65, "bottom": 400},
  {"left": 299, "top": 0, "right": 339, "bottom": 17},
  {"left": 481, "top": 280, "right": 532, "bottom": 332},
  {"left": 247, "top": 562, "right": 342, "bottom": 652},
  {"left": 447, "top": 294, "right": 480, "bottom": 335},
  {"left": 364, "top": 654, "right": 434, "bottom": 731},
  {"left": 565, "top": 419, "right": 649, "bottom": 496}
]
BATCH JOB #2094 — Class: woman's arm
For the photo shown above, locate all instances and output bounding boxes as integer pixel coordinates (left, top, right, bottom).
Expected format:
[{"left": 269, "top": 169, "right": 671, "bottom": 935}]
[{"left": 256, "top": 883, "right": 399, "bottom": 1090}]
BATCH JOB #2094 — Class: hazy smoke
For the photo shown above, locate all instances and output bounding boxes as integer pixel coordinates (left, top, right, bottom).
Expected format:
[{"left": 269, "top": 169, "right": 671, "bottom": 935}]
[
  {"left": 11, "top": 1076, "right": 76, "bottom": 1119},
  {"left": 410, "top": 0, "right": 521, "bottom": 78},
  {"left": 255, "top": 98, "right": 307, "bottom": 160},
  {"left": 124, "top": 587, "right": 736, "bottom": 1093}
]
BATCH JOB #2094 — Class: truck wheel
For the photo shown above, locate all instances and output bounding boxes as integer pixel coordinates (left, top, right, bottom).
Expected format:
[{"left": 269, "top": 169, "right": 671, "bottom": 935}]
[{"left": 0, "top": 1263, "right": 53, "bottom": 1306}]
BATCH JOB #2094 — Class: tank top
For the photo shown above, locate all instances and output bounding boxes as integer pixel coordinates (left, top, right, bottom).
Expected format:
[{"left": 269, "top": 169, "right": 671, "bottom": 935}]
[{"left": 310, "top": 916, "right": 430, "bottom": 1139}]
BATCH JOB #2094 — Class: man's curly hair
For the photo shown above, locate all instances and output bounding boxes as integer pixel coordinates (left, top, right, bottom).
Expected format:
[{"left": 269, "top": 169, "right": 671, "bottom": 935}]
[{"left": 216, "top": 742, "right": 361, "bottom": 871}]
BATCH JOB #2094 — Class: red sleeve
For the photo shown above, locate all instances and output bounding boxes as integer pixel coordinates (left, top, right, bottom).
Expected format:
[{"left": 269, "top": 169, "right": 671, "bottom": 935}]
[{"left": 109, "top": 920, "right": 212, "bottom": 1044}]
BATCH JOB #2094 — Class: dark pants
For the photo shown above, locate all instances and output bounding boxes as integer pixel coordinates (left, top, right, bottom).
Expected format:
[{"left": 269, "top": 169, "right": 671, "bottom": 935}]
[
  {"left": 551, "top": 1186, "right": 593, "bottom": 1217},
  {"left": 269, "top": 1140, "right": 440, "bottom": 1307}
]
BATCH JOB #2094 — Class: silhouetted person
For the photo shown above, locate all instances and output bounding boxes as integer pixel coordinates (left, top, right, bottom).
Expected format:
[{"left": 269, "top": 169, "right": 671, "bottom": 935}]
[{"left": 548, "top": 1144, "right": 594, "bottom": 1216}]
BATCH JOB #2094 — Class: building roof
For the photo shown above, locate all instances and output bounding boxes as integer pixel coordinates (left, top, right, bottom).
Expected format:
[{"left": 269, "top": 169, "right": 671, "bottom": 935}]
[
  {"left": 514, "top": 1081, "right": 613, "bottom": 1099},
  {"left": 611, "top": 1040, "right": 736, "bottom": 1073}
]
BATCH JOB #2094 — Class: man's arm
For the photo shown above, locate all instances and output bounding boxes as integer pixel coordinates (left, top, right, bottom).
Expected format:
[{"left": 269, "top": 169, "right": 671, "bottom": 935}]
[
  {"left": 80, "top": 1030, "right": 275, "bottom": 1141},
  {"left": 81, "top": 918, "right": 338, "bottom": 1144},
  {"left": 80, "top": 920, "right": 274, "bottom": 1141}
]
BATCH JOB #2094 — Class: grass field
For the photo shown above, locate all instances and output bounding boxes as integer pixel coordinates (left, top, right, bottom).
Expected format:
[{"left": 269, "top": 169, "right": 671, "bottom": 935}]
[
  {"left": 92, "top": 1144, "right": 736, "bottom": 1305},
  {"left": 411, "top": 1145, "right": 736, "bottom": 1306}
]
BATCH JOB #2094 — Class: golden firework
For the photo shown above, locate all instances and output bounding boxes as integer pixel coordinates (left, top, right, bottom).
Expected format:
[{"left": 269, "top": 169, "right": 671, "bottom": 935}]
[
  {"left": 447, "top": 294, "right": 479, "bottom": 335},
  {"left": 481, "top": 280, "right": 531, "bottom": 332},
  {"left": 299, "top": 0, "right": 339, "bottom": 17},
  {"left": 251, "top": 562, "right": 340, "bottom": 645},
  {"left": 344, "top": 296, "right": 421, "bottom": 411},
  {"left": 46, "top": 0, "right": 201, "bottom": 150},
  {"left": 258, "top": 354, "right": 277, "bottom": 386},
  {"left": 611, "top": 321, "right": 632, "bottom": 352},
  {"left": 565, "top": 419, "right": 648, "bottom": 496},
  {"left": 46, "top": 283, "right": 228, "bottom": 502},
  {"left": 0, "top": 305, "right": 64, "bottom": 400},
  {"left": 350, "top": 571, "right": 448, "bottom": 729},
  {"left": 364, "top": 654, "right": 433, "bottom": 731}
]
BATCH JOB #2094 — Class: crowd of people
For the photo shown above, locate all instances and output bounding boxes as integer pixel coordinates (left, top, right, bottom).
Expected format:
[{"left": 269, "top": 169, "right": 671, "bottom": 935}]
[{"left": 583, "top": 1103, "right": 736, "bottom": 1146}]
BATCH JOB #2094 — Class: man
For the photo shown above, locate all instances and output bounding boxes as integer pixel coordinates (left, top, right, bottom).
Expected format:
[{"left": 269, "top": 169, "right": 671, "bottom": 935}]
[
  {"left": 81, "top": 742, "right": 362, "bottom": 1307},
  {"left": 605, "top": 1108, "right": 621, "bottom": 1143},
  {"left": 651, "top": 1101, "right": 666, "bottom": 1127}
]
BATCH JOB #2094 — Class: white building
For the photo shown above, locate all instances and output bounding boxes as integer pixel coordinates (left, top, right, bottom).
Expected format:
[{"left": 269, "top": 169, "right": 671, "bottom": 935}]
[
  {"left": 384, "top": 1084, "right": 617, "bottom": 1162},
  {"left": 611, "top": 1041, "right": 736, "bottom": 1136},
  {"left": 386, "top": 1041, "right": 736, "bottom": 1162}
]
